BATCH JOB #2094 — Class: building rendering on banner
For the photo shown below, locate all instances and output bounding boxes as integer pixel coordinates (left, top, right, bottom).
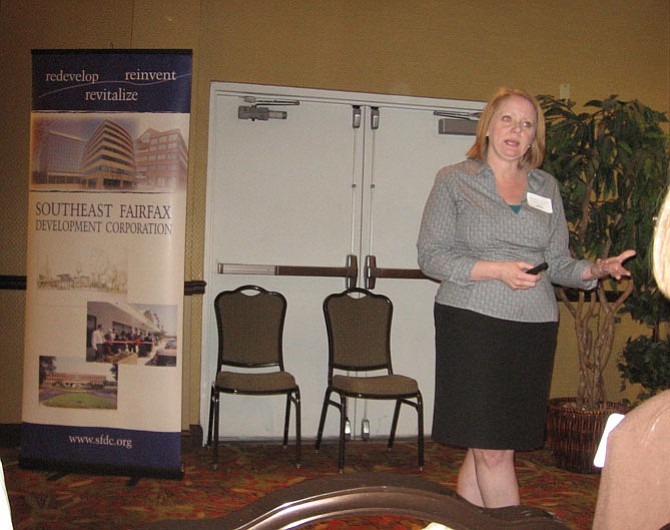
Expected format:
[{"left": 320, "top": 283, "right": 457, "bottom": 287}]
[
  {"left": 135, "top": 127, "right": 188, "bottom": 189},
  {"left": 34, "top": 119, "right": 188, "bottom": 191},
  {"left": 36, "top": 130, "right": 86, "bottom": 186},
  {"left": 44, "top": 372, "right": 110, "bottom": 389},
  {"left": 81, "top": 119, "right": 137, "bottom": 190}
]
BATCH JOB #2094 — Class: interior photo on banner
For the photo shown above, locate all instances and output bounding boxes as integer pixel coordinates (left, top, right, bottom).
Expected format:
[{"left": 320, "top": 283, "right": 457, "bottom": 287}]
[{"left": 21, "top": 49, "right": 192, "bottom": 477}]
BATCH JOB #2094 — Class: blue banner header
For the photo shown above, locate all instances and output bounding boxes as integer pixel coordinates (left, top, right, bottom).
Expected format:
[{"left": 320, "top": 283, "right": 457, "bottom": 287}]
[{"left": 32, "top": 49, "right": 192, "bottom": 113}]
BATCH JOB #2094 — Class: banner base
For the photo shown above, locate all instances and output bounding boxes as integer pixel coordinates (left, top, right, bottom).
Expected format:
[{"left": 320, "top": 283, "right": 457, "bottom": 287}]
[{"left": 19, "top": 456, "right": 185, "bottom": 480}]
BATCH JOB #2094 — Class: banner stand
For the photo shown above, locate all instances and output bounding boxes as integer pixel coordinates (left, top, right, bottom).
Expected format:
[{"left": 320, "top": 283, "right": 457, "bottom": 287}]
[{"left": 21, "top": 49, "right": 192, "bottom": 478}]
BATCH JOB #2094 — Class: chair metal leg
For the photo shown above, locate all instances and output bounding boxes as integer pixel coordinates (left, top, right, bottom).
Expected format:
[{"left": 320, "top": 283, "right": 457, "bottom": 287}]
[
  {"left": 338, "top": 395, "right": 347, "bottom": 472},
  {"left": 388, "top": 399, "right": 403, "bottom": 450},
  {"left": 315, "top": 387, "right": 347, "bottom": 471},
  {"left": 417, "top": 392, "right": 425, "bottom": 469},
  {"left": 212, "top": 390, "right": 220, "bottom": 470},
  {"left": 315, "top": 388, "right": 332, "bottom": 451},
  {"left": 294, "top": 389, "right": 301, "bottom": 468},
  {"left": 206, "top": 385, "right": 214, "bottom": 447},
  {"left": 388, "top": 393, "right": 425, "bottom": 469},
  {"left": 283, "top": 393, "right": 291, "bottom": 448}
]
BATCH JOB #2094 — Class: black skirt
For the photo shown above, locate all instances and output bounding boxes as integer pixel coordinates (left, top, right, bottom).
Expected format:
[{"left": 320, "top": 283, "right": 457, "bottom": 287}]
[{"left": 432, "top": 304, "right": 558, "bottom": 451}]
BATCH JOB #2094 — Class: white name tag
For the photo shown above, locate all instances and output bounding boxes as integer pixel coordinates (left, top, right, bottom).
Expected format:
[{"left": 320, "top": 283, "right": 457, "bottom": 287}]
[{"left": 527, "top": 192, "right": 553, "bottom": 213}]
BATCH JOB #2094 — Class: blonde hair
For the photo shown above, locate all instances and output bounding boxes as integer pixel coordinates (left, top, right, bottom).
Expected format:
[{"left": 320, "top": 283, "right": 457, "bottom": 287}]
[
  {"left": 467, "top": 87, "right": 546, "bottom": 169},
  {"left": 653, "top": 187, "right": 670, "bottom": 298}
]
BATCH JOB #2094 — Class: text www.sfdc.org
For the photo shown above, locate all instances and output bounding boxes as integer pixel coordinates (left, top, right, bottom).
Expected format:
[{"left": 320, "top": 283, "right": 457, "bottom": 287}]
[{"left": 68, "top": 433, "right": 133, "bottom": 449}]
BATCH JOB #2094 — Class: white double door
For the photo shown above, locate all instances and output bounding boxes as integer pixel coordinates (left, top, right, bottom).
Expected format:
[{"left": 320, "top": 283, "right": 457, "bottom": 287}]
[{"left": 202, "top": 82, "right": 482, "bottom": 441}]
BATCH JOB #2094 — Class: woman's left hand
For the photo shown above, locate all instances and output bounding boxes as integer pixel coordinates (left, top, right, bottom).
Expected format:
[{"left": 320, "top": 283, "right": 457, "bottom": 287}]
[{"left": 584, "top": 249, "right": 637, "bottom": 281}]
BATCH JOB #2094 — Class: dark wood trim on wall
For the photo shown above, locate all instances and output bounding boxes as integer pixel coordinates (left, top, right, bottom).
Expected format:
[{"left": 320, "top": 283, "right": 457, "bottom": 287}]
[
  {"left": 0, "top": 275, "right": 27, "bottom": 290},
  {"left": 0, "top": 424, "right": 21, "bottom": 447},
  {"left": 557, "top": 287, "right": 622, "bottom": 303},
  {"left": 184, "top": 280, "right": 206, "bottom": 295},
  {"left": 0, "top": 275, "right": 206, "bottom": 295},
  {"left": 0, "top": 274, "right": 616, "bottom": 301}
]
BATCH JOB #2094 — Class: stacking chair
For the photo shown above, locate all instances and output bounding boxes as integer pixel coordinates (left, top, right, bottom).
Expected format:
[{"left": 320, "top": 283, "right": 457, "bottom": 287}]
[
  {"left": 207, "top": 285, "right": 301, "bottom": 469},
  {"left": 315, "top": 287, "right": 424, "bottom": 471}
]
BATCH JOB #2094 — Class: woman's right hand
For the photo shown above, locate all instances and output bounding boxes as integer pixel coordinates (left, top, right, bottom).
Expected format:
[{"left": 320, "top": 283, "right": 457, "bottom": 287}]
[{"left": 471, "top": 260, "right": 543, "bottom": 290}]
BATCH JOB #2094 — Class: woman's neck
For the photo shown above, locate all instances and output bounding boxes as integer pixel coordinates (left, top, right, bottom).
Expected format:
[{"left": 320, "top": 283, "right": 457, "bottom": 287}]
[{"left": 490, "top": 160, "right": 528, "bottom": 205}]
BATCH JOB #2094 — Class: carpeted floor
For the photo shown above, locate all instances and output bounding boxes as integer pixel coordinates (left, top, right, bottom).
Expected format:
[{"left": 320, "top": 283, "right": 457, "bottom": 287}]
[{"left": 2, "top": 439, "right": 599, "bottom": 530}]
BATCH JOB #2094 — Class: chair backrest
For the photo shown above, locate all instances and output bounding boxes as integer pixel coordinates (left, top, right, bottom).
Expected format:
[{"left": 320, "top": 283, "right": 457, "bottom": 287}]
[
  {"left": 214, "top": 285, "right": 287, "bottom": 370},
  {"left": 323, "top": 288, "right": 393, "bottom": 374}
]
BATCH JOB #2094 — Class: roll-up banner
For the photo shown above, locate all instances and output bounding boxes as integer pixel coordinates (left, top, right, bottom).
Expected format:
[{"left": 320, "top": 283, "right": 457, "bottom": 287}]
[{"left": 21, "top": 50, "right": 192, "bottom": 477}]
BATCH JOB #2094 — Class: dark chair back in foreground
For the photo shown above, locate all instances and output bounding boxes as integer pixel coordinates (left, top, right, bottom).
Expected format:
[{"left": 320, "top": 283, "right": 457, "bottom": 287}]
[{"left": 142, "top": 472, "right": 570, "bottom": 529}]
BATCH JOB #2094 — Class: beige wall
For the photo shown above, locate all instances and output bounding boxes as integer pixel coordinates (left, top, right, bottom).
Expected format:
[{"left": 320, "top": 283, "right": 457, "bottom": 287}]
[{"left": 1, "top": 0, "right": 668, "bottom": 428}]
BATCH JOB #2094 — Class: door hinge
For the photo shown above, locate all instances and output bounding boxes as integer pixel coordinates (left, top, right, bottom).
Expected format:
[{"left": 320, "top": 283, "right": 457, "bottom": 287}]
[
  {"left": 370, "top": 107, "right": 380, "bottom": 130},
  {"left": 352, "top": 105, "right": 362, "bottom": 129}
]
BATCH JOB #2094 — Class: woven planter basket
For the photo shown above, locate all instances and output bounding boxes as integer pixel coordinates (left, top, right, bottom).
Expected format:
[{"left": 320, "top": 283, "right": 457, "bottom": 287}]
[{"left": 546, "top": 397, "right": 629, "bottom": 474}]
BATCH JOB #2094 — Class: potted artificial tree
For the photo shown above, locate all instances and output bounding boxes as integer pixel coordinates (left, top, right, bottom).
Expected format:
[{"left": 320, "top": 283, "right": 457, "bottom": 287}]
[
  {"left": 618, "top": 335, "right": 670, "bottom": 403},
  {"left": 538, "top": 94, "right": 669, "bottom": 473}
]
